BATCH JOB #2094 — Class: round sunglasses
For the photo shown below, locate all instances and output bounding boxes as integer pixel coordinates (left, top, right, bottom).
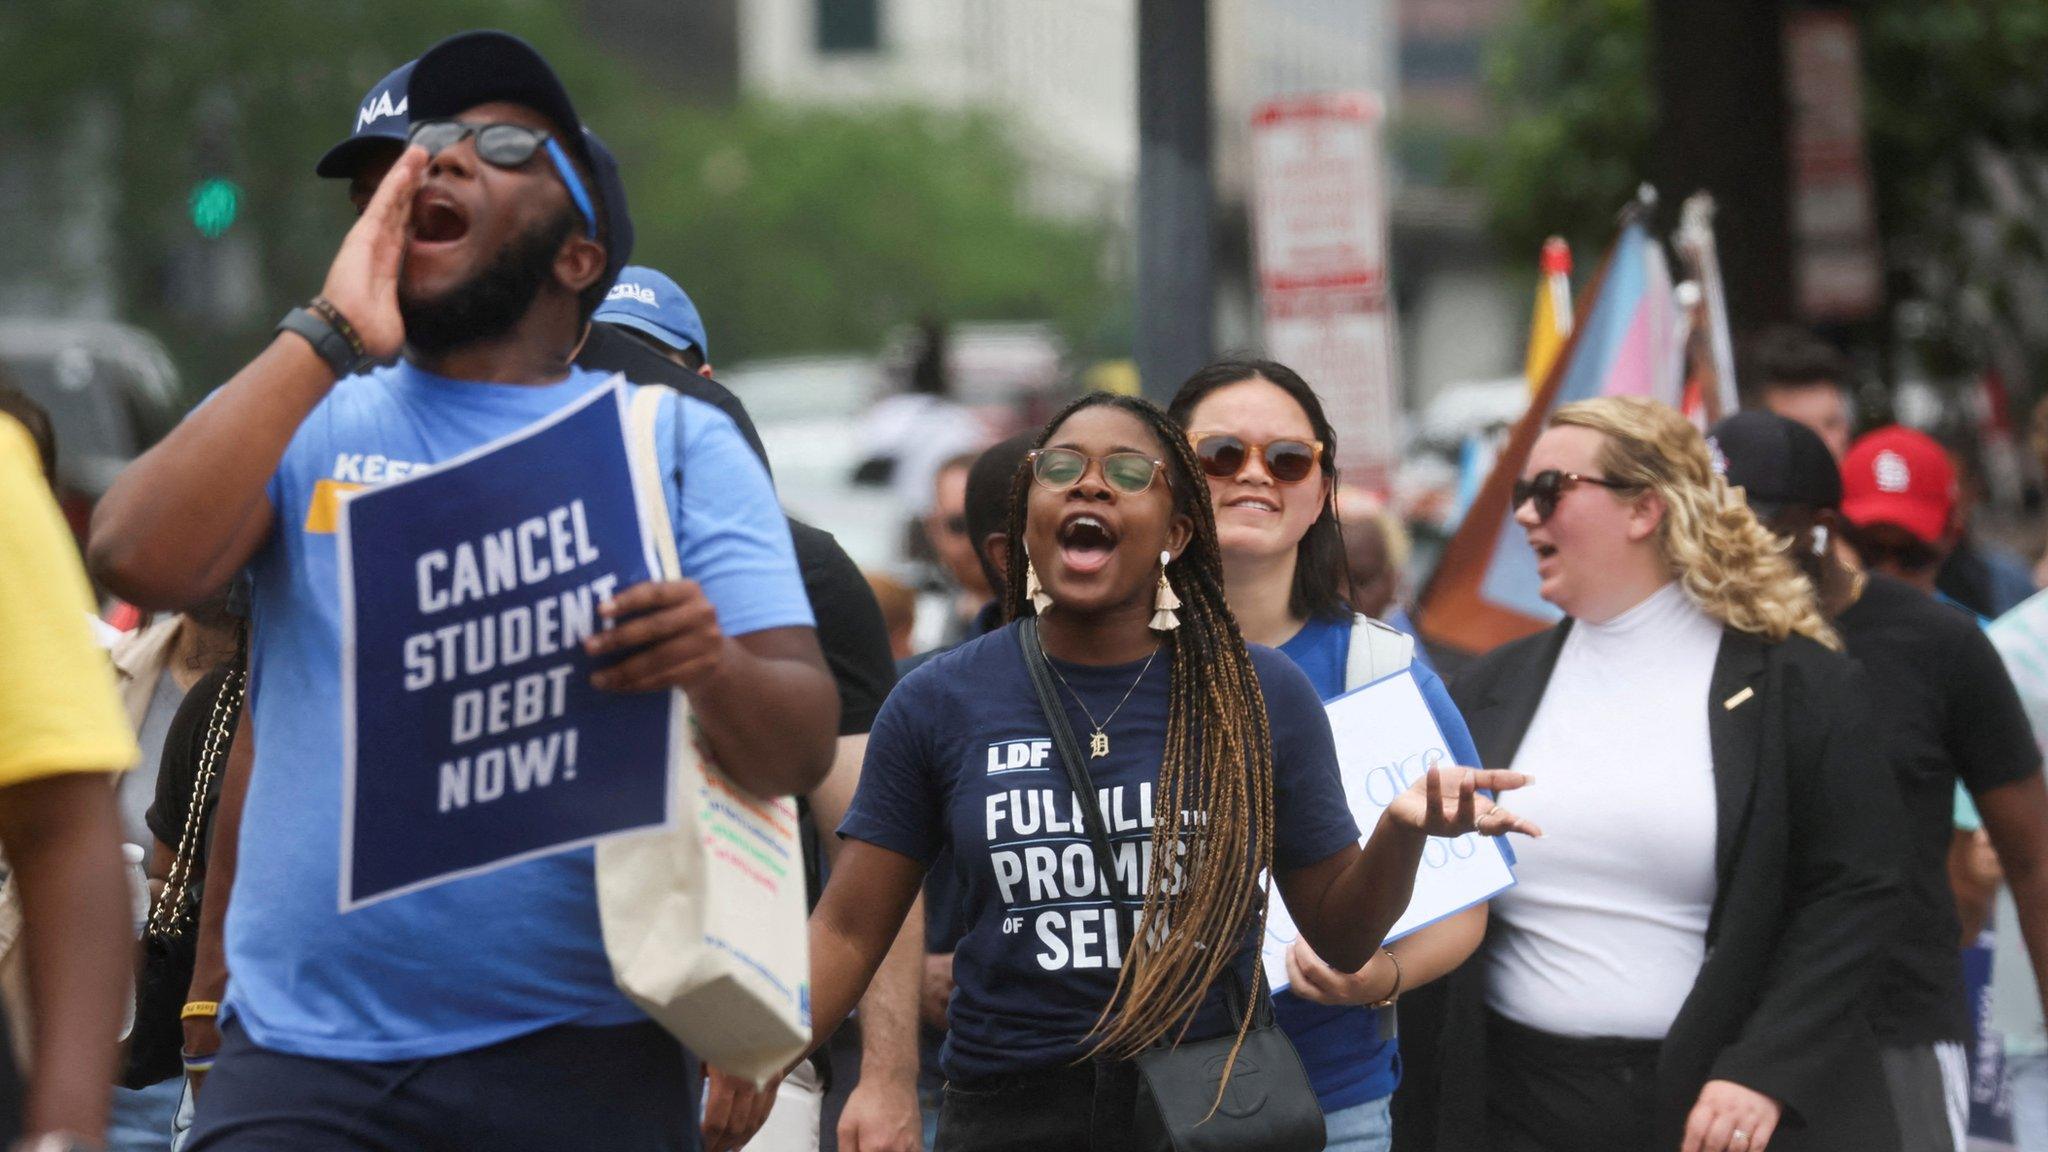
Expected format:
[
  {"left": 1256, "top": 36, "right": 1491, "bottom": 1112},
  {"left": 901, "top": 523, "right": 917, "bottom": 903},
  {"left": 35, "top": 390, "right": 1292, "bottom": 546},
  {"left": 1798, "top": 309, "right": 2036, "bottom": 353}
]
[
  {"left": 1028, "top": 448, "right": 1166, "bottom": 495},
  {"left": 405, "top": 119, "right": 598, "bottom": 239},
  {"left": 1188, "top": 433, "right": 1325, "bottom": 485},
  {"left": 1511, "top": 469, "right": 1633, "bottom": 523}
]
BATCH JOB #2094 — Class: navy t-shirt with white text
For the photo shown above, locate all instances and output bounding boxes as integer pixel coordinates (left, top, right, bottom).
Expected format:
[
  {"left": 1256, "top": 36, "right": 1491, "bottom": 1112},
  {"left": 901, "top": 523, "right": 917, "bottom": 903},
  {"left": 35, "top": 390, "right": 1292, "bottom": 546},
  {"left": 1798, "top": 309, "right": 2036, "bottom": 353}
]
[{"left": 841, "top": 622, "right": 1357, "bottom": 1083}]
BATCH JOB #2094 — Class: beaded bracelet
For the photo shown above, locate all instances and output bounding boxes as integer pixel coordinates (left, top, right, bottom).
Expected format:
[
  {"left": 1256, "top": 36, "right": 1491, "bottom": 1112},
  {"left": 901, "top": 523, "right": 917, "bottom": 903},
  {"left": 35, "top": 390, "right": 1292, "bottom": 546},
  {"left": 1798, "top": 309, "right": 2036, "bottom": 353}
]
[{"left": 306, "top": 296, "right": 367, "bottom": 362}]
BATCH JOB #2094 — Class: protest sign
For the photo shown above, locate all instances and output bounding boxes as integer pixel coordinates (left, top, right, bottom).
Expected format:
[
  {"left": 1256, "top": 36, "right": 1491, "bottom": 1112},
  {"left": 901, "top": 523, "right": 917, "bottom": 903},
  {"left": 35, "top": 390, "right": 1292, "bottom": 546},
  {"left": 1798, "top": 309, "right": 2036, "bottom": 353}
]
[
  {"left": 338, "top": 378, "right": 673, "bottom": 910},
  {"left": 1264, "top": 669, "right": 1516, "bottom": 991}
]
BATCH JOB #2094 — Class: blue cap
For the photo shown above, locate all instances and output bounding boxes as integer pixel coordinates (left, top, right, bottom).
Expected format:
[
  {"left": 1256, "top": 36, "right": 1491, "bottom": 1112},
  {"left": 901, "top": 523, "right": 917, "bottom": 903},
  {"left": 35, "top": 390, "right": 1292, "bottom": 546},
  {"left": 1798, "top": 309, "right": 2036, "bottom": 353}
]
[
  {"left": 593, "top": 267, "right": 708, "bottom": 361},
  {"left": 408, "top": 30, "right": 634, "bottom": 295},
  {"left": 316, "top": 60, "right": 415, "bottom": 178}
]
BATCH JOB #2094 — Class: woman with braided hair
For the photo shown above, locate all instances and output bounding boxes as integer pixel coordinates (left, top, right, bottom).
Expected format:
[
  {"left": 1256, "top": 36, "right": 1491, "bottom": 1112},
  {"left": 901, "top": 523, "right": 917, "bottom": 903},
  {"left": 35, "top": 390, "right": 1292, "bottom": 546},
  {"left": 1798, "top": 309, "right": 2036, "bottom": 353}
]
[
  {"left": 802, "top": 393, "right": 1535, "bottom": 1151},
  {"left": 1418, "top": 396, "right": 1903, "bottom": 1152}
]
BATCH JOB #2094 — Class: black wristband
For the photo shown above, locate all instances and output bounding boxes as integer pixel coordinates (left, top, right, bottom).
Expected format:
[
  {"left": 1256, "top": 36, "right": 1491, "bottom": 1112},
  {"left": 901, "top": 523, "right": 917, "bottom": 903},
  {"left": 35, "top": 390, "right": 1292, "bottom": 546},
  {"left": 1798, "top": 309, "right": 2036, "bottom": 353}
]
[{"left": 277, "top": 306, "right": 360, "bottom": 379}]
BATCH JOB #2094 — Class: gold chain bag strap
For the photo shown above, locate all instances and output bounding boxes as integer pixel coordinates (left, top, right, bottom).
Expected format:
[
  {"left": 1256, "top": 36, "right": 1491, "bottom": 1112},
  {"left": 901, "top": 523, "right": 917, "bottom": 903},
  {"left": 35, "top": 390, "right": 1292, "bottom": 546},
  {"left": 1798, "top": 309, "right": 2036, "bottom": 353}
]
[{"left": 120, "top": 643, "right": 246, "bottom": 1090}]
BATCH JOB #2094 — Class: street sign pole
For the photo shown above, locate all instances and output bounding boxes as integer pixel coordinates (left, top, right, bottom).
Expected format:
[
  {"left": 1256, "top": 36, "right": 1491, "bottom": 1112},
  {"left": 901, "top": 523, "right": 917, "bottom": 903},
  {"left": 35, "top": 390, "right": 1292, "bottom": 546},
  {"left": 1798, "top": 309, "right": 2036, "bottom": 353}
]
[{"left": 1136, "top": 0, "right": 1214, "bottom": 404}]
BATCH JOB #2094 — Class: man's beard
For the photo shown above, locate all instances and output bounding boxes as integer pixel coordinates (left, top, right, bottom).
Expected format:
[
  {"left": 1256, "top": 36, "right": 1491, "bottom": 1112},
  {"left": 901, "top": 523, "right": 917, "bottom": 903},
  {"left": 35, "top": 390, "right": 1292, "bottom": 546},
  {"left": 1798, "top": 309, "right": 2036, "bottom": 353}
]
[{"left": 399, "top": 209, "right": 574, "bottom": 357}]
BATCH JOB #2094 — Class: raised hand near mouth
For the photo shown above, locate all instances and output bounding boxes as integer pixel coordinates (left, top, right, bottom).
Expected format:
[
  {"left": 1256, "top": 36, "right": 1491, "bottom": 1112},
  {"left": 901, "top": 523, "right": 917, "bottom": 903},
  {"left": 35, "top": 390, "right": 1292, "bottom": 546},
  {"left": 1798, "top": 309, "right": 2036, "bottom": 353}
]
[{"left": 318, "top": 145, "right": 428, "bottom": 361}]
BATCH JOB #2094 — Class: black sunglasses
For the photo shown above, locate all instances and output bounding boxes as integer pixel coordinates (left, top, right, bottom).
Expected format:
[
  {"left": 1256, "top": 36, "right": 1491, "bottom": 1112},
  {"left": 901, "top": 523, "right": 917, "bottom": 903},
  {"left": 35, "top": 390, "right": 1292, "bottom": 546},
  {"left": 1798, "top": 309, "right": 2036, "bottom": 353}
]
[
  {"left": 1511, "top": 469, "right": 1634, "bottom": 523},
  {"left": 1189, "top": 433, "right": 1324, "bottom": 485},
  {"left": 406, "top": 119, "right": 598, "bottom": 239}
]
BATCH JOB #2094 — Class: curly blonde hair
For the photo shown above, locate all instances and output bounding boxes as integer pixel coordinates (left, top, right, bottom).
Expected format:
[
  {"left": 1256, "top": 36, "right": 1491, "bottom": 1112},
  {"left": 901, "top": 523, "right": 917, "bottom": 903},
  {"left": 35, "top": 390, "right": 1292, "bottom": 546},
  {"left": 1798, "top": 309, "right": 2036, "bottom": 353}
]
[{"left": 1551, "top": 397, "right": 1838, "bottom": 649}]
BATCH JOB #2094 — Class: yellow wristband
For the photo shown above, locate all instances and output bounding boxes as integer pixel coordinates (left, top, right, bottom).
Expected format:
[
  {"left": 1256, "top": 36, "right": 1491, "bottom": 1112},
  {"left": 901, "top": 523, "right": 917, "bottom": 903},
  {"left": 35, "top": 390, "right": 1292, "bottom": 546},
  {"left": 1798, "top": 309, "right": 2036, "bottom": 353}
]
[{"left": 181, "top": 1000, "right": 220, "bottom": 1020}]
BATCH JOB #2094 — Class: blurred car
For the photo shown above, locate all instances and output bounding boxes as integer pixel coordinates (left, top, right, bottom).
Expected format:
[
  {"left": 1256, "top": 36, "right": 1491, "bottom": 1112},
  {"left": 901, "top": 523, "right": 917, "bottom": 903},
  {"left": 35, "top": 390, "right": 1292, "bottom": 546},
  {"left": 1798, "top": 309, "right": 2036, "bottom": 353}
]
[
  {"left": 718, "top": 354, "right": 908, "bottom": 571},
  {"left": 0, "top": 318, "right": 182, "bottom": 540},
  {"left": 724, "top": 324, "right": 1070, "bottom": 573}
]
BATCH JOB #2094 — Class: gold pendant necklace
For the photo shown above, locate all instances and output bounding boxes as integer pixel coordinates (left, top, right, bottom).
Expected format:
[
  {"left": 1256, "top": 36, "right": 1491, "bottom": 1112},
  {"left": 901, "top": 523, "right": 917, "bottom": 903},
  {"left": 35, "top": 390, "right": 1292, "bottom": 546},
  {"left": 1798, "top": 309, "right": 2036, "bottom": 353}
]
[{"left": 1048, "top": 646, "right": 1161, "bottom": 758}]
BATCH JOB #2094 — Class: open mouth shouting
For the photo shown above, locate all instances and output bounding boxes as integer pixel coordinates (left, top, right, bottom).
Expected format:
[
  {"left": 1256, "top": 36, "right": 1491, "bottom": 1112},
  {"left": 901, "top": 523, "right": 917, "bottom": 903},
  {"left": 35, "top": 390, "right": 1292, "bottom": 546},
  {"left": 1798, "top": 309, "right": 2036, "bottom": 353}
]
[
  {"left": 1058, "top": 510, "right": 1119, "bottom": 576},
  {"left": 408, "top": 187, "right": 472, "bottom": 250}
]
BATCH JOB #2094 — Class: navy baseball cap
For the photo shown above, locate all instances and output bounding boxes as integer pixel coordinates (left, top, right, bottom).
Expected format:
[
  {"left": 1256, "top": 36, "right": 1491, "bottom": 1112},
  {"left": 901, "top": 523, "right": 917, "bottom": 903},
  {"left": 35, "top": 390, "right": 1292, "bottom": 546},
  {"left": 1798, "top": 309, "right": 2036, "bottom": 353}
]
[
  {"left": 407, "top": 30, "right": 634, "bottom": 293},
  {"left": 317, "top": 60, "right": 416, "bottom": 178},
  {"left": 1710, "top": 410, "right": 1843, "bottom": 517},
  {"left": 592, "top": 267, "right": 708, "bottom": 362}
]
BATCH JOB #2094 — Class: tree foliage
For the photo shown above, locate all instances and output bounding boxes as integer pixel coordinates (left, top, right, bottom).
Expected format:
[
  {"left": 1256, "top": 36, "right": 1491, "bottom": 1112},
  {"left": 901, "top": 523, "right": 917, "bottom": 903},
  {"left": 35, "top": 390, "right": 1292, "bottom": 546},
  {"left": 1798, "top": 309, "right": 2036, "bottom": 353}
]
[
  {"left": 1460, "top": 0, "right": 1652, "bottom": 262},
  {"left": 0, "top": 1, "right": 1119, "bottom": 396},
  {"left": 1464, "top": 0, "right": 2048, "bottom": 393}
]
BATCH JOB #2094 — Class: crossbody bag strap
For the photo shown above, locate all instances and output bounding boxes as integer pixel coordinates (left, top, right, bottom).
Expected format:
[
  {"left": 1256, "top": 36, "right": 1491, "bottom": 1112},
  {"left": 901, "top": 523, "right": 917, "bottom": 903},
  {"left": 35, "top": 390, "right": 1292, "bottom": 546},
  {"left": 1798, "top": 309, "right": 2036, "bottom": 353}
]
[
  {"left": 1019, "top": 618, "right": 1134, "bottom": 917},
  {"left": 1017, "top": 619, "right": 1269, "bottom": 1031}
]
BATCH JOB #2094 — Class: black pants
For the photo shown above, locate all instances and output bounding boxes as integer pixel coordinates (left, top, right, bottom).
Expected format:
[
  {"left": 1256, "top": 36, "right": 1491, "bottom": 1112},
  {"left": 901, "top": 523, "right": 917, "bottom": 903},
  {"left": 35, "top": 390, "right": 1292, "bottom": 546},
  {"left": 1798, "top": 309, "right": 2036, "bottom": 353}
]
[
  {"left": 186, "top": 1018, "right": 696, "bottom": 1152},
  {"left": 935, "top": 1061, "right": 1146, "bottom": 1151},
  {"left": 1486, "top": 1011, "right": 1662, "bottom": 1152}
]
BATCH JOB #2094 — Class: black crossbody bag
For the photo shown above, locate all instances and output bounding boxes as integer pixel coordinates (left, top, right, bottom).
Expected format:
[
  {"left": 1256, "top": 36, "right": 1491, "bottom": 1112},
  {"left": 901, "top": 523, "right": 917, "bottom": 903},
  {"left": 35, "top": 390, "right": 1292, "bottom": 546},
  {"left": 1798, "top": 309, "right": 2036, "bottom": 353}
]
[{"left": 1018, "top": 619, "right": 1324, "bottom": 1152}]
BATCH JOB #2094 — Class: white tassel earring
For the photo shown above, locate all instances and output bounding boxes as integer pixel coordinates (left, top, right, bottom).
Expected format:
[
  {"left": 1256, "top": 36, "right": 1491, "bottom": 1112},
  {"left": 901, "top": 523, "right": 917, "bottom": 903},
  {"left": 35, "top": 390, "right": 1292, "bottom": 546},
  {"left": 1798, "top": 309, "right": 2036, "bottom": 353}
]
[
  {"left": 1150, "top": 550, "right": 1181, "bottom": 631},
  {"left": 1025, "top": 559, "right": 1054, "bottom": 615}
]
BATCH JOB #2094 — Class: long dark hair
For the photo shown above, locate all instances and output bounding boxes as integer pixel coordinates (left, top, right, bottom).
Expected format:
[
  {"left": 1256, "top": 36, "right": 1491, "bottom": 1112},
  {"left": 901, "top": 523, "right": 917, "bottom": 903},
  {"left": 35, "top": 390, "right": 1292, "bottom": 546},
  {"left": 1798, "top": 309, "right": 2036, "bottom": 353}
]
[
  {"left": 1167, "top": 360, "right": 1349, "bottom": 621},
  {"left": 1003, "top": 392, "right": 1276, "bottom": 1073}
]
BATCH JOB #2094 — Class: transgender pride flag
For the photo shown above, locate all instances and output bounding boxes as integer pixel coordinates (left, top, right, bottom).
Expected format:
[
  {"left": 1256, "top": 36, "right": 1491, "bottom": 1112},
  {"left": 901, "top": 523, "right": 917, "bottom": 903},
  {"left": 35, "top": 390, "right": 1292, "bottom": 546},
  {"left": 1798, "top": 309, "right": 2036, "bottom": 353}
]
[{"left": 1417, "top": 204, "right": 1682, "bottom": 652}]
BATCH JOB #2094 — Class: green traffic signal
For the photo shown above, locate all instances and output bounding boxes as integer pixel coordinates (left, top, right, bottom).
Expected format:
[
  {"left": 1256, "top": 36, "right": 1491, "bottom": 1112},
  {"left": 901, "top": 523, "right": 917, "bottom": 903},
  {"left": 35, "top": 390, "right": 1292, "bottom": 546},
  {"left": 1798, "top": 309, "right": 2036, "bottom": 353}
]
[{"left": 189, "top": 177, "right": 242, "bottom": 238}]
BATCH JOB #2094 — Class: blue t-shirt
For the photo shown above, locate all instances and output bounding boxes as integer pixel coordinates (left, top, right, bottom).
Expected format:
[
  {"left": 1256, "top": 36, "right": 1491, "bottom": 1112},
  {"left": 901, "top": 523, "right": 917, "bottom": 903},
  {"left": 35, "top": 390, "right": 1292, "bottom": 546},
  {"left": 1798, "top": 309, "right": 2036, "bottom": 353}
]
[
  {"left": 1271, "top": 615, "right": 1482, "bottom": 1111},
  {"left": 842, "top": 623, "right": 1357, "bottom": 1084},
  {"left": 226, "top": 361, "right": 813, "bottom": 1061}
]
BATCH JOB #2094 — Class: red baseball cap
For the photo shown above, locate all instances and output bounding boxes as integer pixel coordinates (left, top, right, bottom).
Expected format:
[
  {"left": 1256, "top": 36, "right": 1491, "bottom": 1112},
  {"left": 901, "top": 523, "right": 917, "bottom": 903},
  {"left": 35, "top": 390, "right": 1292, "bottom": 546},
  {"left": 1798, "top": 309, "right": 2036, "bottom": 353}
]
[{"left": 1840, "top": 426, "right": 1957, "bottom": 545}]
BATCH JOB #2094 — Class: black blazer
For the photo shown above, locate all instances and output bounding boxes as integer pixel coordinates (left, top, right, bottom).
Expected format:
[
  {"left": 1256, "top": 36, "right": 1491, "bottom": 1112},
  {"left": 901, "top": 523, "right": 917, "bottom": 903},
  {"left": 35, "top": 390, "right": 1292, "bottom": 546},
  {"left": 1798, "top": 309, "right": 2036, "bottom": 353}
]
[{"left": 1396, "top": 622, "right": 1904, "bottom": 1152}]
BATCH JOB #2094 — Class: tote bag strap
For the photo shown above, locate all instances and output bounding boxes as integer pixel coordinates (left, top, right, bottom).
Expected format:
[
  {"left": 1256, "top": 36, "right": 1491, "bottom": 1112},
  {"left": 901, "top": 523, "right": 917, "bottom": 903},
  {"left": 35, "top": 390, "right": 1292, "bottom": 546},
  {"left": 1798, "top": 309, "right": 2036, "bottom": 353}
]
[{"left": 627, "top": 386, "right": 683, "bottom": 582}]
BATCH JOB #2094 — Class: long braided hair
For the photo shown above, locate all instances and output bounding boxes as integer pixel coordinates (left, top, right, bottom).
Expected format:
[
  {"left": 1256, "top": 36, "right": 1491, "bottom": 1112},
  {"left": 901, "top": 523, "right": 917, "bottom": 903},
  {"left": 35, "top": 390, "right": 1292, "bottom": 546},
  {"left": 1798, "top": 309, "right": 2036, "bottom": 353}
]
[{"left": 1003, "top": 392, "right": 1278, "bottom": 1069}]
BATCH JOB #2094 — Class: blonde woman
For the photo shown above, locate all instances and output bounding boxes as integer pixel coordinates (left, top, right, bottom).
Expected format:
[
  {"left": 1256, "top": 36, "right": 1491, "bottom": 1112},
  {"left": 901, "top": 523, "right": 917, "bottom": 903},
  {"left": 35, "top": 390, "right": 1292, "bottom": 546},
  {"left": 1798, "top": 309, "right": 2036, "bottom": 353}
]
[{"left": 1424, "top": 398, "right": 1903, "bottom": 1152}]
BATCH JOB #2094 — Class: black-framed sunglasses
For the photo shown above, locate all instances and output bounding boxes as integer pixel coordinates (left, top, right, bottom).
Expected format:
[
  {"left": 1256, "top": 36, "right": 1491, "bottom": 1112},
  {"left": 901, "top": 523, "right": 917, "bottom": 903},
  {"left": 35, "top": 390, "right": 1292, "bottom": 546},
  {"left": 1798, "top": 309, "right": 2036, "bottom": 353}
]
[
  {"left": 1512, "top": 469, "right": 1634, "bottom": 523},
  {"left": 1028, "top": 448, "right": 1166, "bottom": 495},
  {"left": 1188, "top": 433, "right": 1325, "bottom": 485},
  {"left": 406, "top": 119, "right": 598, "bottom": 239}
]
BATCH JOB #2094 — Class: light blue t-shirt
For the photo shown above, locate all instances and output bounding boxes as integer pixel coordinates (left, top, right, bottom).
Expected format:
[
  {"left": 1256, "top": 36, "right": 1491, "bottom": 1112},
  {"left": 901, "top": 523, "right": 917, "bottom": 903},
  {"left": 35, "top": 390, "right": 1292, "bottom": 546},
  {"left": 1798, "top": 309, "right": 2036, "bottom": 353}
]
[{"left": 225, "top": 361, "right": 813, "bottom": 1061}]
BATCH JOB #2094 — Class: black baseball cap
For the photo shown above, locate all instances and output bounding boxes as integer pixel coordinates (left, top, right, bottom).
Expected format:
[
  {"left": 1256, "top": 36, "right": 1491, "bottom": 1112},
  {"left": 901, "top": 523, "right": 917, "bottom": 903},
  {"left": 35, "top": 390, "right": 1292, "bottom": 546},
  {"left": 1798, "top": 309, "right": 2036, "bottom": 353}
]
[
  {"left": 1709, "top": 410, "right": 1843, "bottom": 517},
  {"left": 316, "top": 60, "right": 416, "bottom": 178},
  {"left": 406, "top": 30, "right": 634, "bottom": 294}
]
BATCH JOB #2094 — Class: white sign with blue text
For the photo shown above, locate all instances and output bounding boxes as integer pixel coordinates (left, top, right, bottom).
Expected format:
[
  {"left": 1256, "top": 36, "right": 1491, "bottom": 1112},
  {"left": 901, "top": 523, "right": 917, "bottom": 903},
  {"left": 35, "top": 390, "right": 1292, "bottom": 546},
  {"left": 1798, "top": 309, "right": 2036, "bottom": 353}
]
[
  {"left": 1264, "top": 668, "right": 1516, "bottom": 991},
  {"left": 338, "top": 379, "right": 674, "bottom": 910}
]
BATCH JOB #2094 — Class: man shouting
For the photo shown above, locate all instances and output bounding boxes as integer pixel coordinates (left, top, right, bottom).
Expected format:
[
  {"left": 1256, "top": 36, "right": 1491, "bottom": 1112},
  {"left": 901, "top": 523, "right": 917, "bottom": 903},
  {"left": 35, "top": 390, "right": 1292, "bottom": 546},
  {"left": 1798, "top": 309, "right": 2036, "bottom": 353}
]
[{"left": 89, "top": 30, "right": 835, "bottom": 1152}]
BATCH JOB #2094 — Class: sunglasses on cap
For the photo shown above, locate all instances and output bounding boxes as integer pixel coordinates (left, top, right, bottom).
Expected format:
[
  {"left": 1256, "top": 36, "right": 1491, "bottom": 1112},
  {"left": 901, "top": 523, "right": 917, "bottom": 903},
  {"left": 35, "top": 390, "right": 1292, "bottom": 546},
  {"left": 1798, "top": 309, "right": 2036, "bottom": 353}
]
[
  {"left": 406, "top": 119, "right": 598, "bottom": 239},
  {"left": 1511, "top": 469, "right": 1634, "bottom": 523},
  {"left": 1189, "top": 433, "right": 1325, "bottom": 485},
  {"left": 1028, "top": 448, "right": 1166, "bottom": 495}
]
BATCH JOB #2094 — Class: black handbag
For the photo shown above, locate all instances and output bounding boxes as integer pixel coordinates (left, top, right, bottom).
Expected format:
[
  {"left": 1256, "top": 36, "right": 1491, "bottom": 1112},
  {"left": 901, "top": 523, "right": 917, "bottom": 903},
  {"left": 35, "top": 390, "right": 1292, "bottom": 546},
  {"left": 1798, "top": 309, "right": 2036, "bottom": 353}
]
[
  {"left": 118, "top": 657, "right": 245, "bottom": 1089},
  {"left": 1018, "top": 619, "right": 1325, "bottom": 1152}
]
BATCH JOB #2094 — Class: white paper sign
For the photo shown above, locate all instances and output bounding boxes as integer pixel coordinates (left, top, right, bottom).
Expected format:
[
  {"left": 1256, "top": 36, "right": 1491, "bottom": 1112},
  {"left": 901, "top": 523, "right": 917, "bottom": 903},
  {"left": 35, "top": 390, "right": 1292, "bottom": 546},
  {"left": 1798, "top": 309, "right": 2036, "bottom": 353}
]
[{"left": 1263, "top": 669, "right": 1516, "bottom": 991}]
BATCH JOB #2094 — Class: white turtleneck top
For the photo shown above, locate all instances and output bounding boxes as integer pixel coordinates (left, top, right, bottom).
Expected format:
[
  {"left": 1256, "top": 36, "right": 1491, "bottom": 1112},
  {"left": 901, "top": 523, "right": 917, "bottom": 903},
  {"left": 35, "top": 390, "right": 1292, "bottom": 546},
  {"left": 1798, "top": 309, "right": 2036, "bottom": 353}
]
[{"left": 1486, "top": 582, "right": 1724, "bottom": 1039}]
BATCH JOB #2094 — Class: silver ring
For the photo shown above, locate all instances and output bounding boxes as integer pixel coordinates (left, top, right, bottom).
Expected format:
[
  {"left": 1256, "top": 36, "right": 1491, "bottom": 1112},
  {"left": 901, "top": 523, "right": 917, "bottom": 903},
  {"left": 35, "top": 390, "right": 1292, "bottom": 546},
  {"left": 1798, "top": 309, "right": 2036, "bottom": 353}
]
[{"left": 1732, "top": 1132, "right": 1751, "bottom": 1146}]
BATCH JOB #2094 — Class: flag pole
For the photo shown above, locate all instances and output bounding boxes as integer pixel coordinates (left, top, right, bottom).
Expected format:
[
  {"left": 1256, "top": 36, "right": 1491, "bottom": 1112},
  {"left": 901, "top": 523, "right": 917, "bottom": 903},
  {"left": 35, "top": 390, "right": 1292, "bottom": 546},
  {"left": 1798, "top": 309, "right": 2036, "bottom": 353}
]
[{"left": 1415, "top": 190, "right": 1649, "bottom": 655}]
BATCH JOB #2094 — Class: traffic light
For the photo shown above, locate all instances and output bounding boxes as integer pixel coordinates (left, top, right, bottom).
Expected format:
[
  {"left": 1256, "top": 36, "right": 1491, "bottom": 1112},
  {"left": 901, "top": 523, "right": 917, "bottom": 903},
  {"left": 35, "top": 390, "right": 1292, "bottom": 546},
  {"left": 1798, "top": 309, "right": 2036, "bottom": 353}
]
[{"left": 188, "top": 177, "right": 242, "bottom": 239}]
